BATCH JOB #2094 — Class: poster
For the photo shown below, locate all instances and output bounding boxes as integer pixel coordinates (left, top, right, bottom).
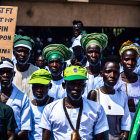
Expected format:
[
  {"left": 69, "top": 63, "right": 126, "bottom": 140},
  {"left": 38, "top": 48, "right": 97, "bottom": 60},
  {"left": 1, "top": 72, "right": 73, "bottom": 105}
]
[{"left": 0, "top": 6, "right": 18, "bottom": 60}]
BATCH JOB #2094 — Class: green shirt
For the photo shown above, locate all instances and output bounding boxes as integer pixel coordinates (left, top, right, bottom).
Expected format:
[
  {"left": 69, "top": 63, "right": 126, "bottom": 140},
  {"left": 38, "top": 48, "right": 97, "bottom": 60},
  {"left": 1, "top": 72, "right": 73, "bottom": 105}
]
[{"left": 0, "top": 102, "right": 17, "bottom": 140}]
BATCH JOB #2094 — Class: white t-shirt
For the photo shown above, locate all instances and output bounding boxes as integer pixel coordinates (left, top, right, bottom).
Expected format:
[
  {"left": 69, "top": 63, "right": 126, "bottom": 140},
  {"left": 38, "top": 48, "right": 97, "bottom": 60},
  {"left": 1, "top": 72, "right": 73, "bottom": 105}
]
[
  {"left": 83, "top": 73, "right": 104, "bottom": 98},
  {"left": 95, "top": 88, "right": 131, "bottom": 134},
  {"left": 40, "top": 98, "right": 109, "bottom": 140},
  {"left": 48, "top": 78, "right": 66, "bottom": 99},
  {"left": 28, "top": 103, "right": 45, "bottom": 140},
  {"left": 115, "top": 76, "right": 140, "bottom": 120},
  {"left": 71, "top": 34, "right": 82, "bottom": 51}
]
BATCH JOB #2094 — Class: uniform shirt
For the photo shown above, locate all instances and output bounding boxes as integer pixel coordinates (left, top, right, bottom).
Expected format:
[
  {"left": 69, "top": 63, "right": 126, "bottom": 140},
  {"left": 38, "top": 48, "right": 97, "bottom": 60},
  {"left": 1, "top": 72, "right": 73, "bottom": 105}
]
[
  {"left": 6, "top": 84, "right": 32, "bottom": 134},
  {"left": 0, "top": 102, "right": 17, "bottom": 140},
  {"left": 40, "top": 98, "right": 109, "bottom": 140},
  {"left": 13, "top": 63, "right": 39, "bottom": 101}
]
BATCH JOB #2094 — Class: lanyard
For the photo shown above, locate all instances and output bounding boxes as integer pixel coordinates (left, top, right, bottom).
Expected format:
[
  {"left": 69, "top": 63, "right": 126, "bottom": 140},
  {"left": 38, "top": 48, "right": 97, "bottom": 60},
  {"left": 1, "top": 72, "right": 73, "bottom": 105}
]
[{"left": 63, "top": 98, "right": 83, "bottom": 131}]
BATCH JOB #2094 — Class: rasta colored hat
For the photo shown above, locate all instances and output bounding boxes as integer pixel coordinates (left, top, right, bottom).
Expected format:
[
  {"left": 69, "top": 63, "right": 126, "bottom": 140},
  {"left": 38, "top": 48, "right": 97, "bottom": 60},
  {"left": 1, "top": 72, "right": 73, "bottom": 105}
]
[
  {"left": 14, "top": 35, "right": 35, "bottom": 50},
  {"left": 28, "top": 69, "right": 52, "bottom": 85},
  {"left": 64, "top": 65, "right": 88, "bottom": 81},
  {"left": 119, "top": 40, "right": 140, "bottom": 58},
  {"left": 80, "top": 33, "right": 108, "bottom": 51},
  {"left": 42, "top": 44, "right": 72, "bottom": 62}
]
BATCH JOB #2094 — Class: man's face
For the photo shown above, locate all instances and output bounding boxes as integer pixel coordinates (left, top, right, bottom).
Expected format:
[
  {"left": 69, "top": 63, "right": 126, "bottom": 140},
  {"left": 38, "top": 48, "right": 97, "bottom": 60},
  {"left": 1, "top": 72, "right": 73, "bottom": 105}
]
[
  {"left": 86, "top": 45, "right": 101, "bottom": 66},
  {"left": 73, "top": 24, "right": 83, "bottom": 38},
  {"left": 14, "top": 47, "right": 31, "bottom": 64},
  {"left": 48, "top": 59, "right": 64, "bottom": 77},
  {"left": 32, "top": 84, "right": 50, "bottom": 101},
  {"left": 36, "top": 56, "right": 46, "bottom": 69},
  {"left": 73, "top": 46, "right": 84, "bottom": 58},
  {"left": 0, "top": 68, "right": 14, "bottom": 87},
  {"left": 102, "top": 62, "right": 120, "bottom": 87},
  {"left": 65, "top": 79, "right": 86, "bottom": 101},
  {"left": 121, "top": 49, "right": 137, "bottom": 73}
]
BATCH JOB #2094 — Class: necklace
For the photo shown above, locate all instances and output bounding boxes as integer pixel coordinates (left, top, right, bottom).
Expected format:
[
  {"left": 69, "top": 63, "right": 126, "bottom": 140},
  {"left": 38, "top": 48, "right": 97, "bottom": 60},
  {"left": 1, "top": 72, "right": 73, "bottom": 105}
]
[
  {"left": 63, "top": 98, "right": 83, "bottom": 140},
  {"left": 98, "top": 88, "right": 112, "bottom": 110}
]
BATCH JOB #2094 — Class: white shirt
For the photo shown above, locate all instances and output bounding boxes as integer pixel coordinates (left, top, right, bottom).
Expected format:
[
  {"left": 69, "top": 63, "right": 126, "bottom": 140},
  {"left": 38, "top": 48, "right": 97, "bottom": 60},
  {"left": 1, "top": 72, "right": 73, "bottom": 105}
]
[
  {"left": 13, "top": 64, "right": 39, "bottom": 101},
  {"left": 115, "top": 76, "right": 140, "bottom": 120},
  {"left": 48, "top": 78, "right": 66, "bottom": 99},
  {"left": 96, "top": 88, "right": 131, "bottom": 132},
  {"left": 83, "top": 73, "right": 104, "bottom": 98},
  {"left": 29, "top": 103, "right": 45, "bottom": 140},
  {"left": 6, "top": 84, "right": 32, "bottom": 133},
  {"left": 70, "top": 34, "right": 82, "bottom": 52},
  {"left": 40, "top": 98, "right": 109, "bottom": 140}
]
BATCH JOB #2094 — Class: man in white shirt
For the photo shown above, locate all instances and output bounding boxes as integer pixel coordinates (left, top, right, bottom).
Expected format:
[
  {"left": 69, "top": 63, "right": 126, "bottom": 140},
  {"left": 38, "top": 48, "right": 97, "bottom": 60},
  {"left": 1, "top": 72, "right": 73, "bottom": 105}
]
[
  {"left": 71, "top": 20, "right": 84, "bottom": 50},
  {"left": 13, "top": 35, "right": 38, "bottom": 101},
  {"left": 0, "top": 58, "right": 32, "bottom": 140},
  {"left": 40, "top": 65, "right": 109, "bottom": 140}
]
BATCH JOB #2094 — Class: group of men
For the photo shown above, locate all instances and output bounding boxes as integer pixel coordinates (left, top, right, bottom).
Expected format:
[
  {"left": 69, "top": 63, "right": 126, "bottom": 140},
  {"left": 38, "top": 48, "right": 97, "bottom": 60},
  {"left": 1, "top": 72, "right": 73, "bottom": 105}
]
[{"left": 0, "top": 20, "right": 140, "bottom": 140}]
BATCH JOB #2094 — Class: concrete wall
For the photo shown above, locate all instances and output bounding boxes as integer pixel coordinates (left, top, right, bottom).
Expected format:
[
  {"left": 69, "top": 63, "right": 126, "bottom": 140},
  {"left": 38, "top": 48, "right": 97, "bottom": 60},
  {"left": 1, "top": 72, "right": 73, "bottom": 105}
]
[{"left": 1, "top": 1, "right": 140, "bottom": 27}]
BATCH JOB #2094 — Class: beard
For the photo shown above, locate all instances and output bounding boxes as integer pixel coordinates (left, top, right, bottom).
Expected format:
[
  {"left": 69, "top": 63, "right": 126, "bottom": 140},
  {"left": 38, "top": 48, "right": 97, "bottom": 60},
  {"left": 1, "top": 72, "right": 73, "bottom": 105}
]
[
  {"left": 17, "top": 53, "right": 31, "bottom": 65},
  {"left": 34, "top": 93, "right": 48, "bottom": 102}
]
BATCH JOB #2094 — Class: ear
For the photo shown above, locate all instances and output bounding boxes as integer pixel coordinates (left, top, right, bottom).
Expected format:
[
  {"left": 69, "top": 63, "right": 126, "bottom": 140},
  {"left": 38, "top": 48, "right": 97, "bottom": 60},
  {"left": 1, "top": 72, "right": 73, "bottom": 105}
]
[
  {"left": 49, "top": 83, "right": 52, "bottom": 89},
  {"left": 100, "top": 70, "right": 103, "bottom": 77},
  {"left": 13, "top": 49, "right": 16, "bottom": 56},
  {"left": 120, "top": 58, "right": 123, "bottom": 65},
  {"left": 13, "top": 71, "right": 16, "bottom": 77},
  {"left": 62, "top": 82, "right": 66, "bottom": 89}
]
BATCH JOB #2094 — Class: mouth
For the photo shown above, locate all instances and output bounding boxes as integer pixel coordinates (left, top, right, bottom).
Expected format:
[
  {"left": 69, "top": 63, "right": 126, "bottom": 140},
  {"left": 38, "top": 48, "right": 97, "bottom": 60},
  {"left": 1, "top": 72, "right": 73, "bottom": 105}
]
[
  {"left": 51, "top": 69, "right": 58, "bottom": 72},
  {"left": 71, "top": 90, "right": 80, "bottom": 97},
  {"left": 35, "top": 93, "right": 43, "bottom": 98},
  {"left": 19, "top": 58, "right": 26, "bottom": 62},
  {"left": 74, "top": 31, "right": 79, "bottom": 36},
  {"left": 127, "top": 66, "right": 134, "bottom": 69}
]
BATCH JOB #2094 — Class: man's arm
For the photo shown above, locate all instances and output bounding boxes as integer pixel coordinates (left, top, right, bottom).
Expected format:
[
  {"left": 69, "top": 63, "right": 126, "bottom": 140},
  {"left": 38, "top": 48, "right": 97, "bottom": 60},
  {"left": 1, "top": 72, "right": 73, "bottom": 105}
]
[
  {"left": 42, "top": 129, "right": 51, "bottom": 140},
  {"left": 119, "top": 131, "right": 129, "bottom": 140},
  {"left": 15, "top": 130, "right": 28, "bottom": 140},
  {"left": 95, "top": 132, "right": 105, "bottom": 140},
  {"left": 7, "top": 130, "right": 15, "bottom": 140}
]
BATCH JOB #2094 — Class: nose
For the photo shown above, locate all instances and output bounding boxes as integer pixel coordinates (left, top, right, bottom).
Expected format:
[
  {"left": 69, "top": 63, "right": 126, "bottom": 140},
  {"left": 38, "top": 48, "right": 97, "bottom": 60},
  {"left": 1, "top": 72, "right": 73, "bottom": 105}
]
[
  {"left": 21, "top": 52, "right": 26, "bottom": 57},
  {"left": 73, "top": 84, "right": 81, "bottom": 90},
  {"left": 2, "top": 72, "right": 9, "bottom": 77},
  {"left": 92, "top": 52, "right": 97, "bottom": 57},
  {"left": 52, "top": 62, "right": 57, "bottom": 67},
  {"left": 36, "top": 87, "right": 43, "bottom": 93},
  {"left": 128, "top": 60, "right": 133, "bottom": 65},
  {"left": 110, "top": 72, "right": 115, "bottom": 78}
]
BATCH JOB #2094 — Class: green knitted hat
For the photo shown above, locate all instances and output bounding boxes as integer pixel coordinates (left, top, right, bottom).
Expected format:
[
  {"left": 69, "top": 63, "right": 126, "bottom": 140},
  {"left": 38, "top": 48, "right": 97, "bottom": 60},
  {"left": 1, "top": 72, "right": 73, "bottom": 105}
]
[
  {"left": 14, "top": 35, "right": 35, "bottom": 50},
  {"left": 42, "top": 44, "right": 72, "bottom": 62},
  {"left": 80, "top": 33, "right": 108, "bottom": 51}
]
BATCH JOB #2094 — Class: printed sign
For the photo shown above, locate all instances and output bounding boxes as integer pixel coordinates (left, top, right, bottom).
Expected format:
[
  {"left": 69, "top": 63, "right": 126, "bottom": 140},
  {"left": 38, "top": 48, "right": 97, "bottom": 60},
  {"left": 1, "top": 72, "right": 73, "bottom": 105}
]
[{"left": 0, "top": 6, "right": 18, "bottom": 60}]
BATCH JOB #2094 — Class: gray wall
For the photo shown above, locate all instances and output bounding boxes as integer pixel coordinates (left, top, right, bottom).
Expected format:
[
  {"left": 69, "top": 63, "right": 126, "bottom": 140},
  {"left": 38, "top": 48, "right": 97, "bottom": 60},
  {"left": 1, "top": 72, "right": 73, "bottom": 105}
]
[{"left": 1, "top": 1, "right": 140, "bottom": 27}]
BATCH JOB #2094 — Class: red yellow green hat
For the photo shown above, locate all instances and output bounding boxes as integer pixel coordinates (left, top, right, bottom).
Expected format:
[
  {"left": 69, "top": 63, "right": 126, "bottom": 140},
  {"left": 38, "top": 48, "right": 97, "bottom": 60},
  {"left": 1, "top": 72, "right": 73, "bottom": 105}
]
[{"left": 64, "top": 66, "right": 88, "bottom": 81}]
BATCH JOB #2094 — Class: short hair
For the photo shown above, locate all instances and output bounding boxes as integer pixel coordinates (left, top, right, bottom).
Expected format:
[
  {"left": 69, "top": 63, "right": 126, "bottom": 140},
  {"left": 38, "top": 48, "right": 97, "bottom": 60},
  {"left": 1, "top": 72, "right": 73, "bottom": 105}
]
[
  {"left": 101, "top": 55, "right": 120, "bottom": 70},
  {"left": 73, "top": 20, "right": 83, "bottom": 27}
]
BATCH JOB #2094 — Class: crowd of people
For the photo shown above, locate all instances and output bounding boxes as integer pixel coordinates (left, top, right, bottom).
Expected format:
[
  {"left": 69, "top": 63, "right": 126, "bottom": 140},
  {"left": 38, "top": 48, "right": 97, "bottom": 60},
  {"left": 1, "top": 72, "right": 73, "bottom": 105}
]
[{"left": 0, "top": 20, "right": 140, "bottom": 140}]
